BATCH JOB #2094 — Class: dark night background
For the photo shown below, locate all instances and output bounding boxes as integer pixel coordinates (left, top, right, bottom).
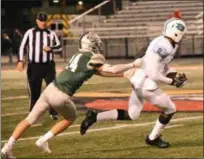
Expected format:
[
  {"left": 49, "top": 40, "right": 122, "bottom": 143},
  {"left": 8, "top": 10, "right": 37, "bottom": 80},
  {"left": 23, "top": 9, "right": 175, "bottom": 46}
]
[
  {"left": 1, "top": 0, "right": 122, "bottom": 55},
  {"left": 2, "top": 0, "right": 122, "bottom": 33}
]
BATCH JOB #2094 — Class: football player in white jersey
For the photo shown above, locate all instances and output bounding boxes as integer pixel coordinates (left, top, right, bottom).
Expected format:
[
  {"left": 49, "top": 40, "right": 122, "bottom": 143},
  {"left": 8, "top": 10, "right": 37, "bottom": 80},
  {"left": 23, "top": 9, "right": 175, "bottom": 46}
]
[{"left": 80, "top": 16, "right": 188, "bottom": 148}]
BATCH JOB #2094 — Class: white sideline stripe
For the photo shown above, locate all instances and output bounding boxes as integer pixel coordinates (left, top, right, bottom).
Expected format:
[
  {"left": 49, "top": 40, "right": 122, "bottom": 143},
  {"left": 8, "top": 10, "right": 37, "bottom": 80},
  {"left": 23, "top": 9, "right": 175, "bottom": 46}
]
[
  {"left": 1, "top": 112, "right": 28, "bottom": 117},
  {"left": 31, "top": 124, "right": 42, "bottom": 127},
  {"left": 2, "top": 96, "right": 28, "bottom": 100},
  {"left": 116, "top": 124, "right": 183, "bottom": 128},
  {"left": 70, "top": 124, "right": 80, "bottom": 128},
  {"left": 166, "top": 124, "right": 183, "bottom": 129},
  {"left": 1, "top": 116, "right": 202, "bottom": 143}
]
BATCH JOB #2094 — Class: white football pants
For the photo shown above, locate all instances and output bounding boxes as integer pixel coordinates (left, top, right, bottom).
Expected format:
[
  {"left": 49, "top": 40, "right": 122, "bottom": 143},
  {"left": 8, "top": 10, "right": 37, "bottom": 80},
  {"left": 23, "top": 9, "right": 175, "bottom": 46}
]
[{"left": 128, "top": 88, "right": 176, "bottom": 120}]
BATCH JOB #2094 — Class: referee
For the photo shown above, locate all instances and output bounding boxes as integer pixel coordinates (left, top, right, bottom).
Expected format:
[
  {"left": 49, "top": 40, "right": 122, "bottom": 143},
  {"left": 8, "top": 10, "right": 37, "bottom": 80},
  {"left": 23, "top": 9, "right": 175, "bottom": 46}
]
[{"left": 17, "top": 12, "right": 61, "bottom": 120}]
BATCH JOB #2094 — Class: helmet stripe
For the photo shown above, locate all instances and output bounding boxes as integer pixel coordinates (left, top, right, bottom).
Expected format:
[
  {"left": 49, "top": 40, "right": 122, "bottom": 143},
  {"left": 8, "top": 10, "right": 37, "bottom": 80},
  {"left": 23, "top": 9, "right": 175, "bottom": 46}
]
[{"left": 79, "top": 31, "right": 89, "bottom": 49}]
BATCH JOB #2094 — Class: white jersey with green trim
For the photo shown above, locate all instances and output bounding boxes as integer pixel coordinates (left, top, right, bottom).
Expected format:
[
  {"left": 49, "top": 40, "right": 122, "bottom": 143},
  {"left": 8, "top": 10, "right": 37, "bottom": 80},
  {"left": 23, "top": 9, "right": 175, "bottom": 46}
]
[{"left": 142, "top": 35, "right": 179, "bottom": 84}]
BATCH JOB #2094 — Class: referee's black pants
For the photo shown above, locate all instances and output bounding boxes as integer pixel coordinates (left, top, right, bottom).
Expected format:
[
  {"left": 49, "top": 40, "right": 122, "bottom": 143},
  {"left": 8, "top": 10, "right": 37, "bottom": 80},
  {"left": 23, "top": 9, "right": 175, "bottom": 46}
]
[{"left": 27, "top": 61, "right": 58, "bottom": 116}]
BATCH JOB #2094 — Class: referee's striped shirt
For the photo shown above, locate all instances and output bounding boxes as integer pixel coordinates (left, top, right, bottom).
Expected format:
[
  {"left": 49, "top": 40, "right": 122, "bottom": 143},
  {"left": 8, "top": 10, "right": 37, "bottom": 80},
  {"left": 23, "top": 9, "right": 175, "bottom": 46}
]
[{"left": 19, "top": 27, "right": 62, "bottom": 63}]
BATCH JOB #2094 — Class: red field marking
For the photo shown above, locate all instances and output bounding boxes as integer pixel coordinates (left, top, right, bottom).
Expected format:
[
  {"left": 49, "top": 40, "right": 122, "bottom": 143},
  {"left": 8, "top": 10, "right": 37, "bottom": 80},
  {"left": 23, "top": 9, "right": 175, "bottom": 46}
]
[{"left": 85, "top": 99, "right": 203, "bottom": 111}]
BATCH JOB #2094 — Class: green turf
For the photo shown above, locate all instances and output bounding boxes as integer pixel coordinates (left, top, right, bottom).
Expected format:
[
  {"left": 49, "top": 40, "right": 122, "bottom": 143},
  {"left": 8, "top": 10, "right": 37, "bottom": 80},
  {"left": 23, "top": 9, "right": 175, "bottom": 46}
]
[
  {"left": 1, "top": 65, "right": 203, "bottom": 98},
  {"left": 1, "top": 58, "right": 203, "bottom": 158},
  {"left": 1, "top": 96, "right": 203, "bottom": 158},
  {"left": 1, "top": 112, "right": 203, "bottom": 158}
]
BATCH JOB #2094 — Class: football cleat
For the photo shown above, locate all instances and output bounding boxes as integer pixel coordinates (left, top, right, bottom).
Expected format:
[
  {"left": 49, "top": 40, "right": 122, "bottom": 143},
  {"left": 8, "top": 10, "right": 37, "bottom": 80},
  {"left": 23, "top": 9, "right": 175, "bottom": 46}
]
[
  {"left": 35, "top": 137, "right": 51, "bottom": 153},
  {"left": 80, "top": 109, "right": 97, "bottom": 135},
  {"left": 145, "top": 135, "right": 170, "bottom": 148},
  {"left": 1, "top": 143, "right": 16, "bottom": 159}
]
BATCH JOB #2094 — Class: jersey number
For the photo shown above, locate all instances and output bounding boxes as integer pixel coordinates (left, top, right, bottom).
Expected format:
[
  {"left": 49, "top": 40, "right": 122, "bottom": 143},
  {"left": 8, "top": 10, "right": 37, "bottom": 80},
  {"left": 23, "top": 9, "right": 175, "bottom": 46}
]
[
  {"left": 157, "top": 48, "right": 162, "bottom": 54},
  {"left": 68, "top": 54, "right": 82, "bottom": 72}
]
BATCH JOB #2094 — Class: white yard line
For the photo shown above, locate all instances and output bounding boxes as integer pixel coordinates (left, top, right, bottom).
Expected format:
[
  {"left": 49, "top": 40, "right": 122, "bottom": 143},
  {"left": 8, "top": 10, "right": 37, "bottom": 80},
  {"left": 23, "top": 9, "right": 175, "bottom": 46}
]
[
  {"left": 70, "top": 124, "right": 80, "bottom": 128},
  {"left": 1, "top": 112, "right": 28, "bottom": 117},
  {"left": 166, "top": 124, "right": 183, "bottom": 129},
  {"left": 1, "top": 116, "right": 202, "bottom": 143},
  {"left": 116, "top": 123, "right": 182, "bottom": 128},
  {"left": 31, "top": 124, "right": 42, "bottom": 127},
  {"left": 2, "top": 96, "right": 28, "bottom": 100}
]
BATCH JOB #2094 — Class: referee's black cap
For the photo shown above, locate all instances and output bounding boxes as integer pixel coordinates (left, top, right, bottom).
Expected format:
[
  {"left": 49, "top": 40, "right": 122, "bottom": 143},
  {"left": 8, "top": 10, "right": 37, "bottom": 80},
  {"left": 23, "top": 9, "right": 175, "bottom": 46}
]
[{"left": 36, "top": 12, "right": 48, "bottom": 21}]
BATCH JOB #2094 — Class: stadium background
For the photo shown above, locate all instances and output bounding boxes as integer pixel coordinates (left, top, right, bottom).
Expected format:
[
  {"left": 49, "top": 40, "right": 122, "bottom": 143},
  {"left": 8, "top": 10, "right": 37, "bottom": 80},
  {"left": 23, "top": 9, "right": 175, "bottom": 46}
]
[{"left": 1, "top": 0, "right": 203, "bottom": 158}]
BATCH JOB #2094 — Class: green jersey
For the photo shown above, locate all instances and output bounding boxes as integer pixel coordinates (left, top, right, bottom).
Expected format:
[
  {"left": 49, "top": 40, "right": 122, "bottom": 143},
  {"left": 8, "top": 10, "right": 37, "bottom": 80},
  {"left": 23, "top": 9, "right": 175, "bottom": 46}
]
[{"left": 53, "top": 52, "right": 97, "bottom": 96}]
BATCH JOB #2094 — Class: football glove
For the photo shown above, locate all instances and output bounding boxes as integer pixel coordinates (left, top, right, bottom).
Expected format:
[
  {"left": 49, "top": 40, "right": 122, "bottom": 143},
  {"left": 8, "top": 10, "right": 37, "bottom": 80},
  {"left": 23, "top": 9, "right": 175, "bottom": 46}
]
[{"left": 171, "top": 73, "right": 187, "bottom": 88}]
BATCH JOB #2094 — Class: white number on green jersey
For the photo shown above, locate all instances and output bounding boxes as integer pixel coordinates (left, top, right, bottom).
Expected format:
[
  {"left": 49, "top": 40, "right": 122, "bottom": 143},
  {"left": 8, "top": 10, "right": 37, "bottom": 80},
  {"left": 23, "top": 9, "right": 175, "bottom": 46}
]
[{"left": 67, "top": 54, "right": 82, "bottom": 72}]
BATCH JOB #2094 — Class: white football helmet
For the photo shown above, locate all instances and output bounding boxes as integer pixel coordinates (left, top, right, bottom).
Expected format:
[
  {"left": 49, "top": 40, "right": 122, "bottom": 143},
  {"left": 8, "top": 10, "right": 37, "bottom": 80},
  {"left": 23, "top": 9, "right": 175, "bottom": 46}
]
[
  {"left": 163, "top": 18, "right": 187, "bottom": 43},
  {"left": 79, "top": 32, "right": 103, "bottom": 53}
]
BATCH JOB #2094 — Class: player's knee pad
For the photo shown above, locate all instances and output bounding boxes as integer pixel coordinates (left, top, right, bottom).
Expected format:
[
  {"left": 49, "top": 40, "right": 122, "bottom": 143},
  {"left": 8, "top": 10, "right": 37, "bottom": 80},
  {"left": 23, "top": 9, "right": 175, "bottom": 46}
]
[
  {"left": 158, "top": 112, "right": 175, "bottom": 125},
  {"left": 128, "top": 107, "right": 141, "bottom": 120},
  {"left": 117, "top": 109, "right": 131, "bottom": 120}
]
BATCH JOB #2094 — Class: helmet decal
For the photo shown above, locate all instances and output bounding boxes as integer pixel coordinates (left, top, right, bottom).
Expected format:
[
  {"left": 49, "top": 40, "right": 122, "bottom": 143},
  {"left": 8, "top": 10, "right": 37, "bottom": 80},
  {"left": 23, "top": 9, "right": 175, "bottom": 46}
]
[
  {"left": 175, "top": 23, "right": 185, "bottom": 32},
  {"left": 163, "top": 11, "right": 187, "bottom": 43},
  {"left": 79, "top": 31, "right": 89, "bottom": 49}
]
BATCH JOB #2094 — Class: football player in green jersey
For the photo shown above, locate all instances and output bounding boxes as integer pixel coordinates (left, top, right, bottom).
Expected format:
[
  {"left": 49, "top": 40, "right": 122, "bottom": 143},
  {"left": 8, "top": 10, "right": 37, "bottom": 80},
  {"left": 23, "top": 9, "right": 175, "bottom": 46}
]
[{"left": 2, "top": 32, "right": 142, "bottom": 158}]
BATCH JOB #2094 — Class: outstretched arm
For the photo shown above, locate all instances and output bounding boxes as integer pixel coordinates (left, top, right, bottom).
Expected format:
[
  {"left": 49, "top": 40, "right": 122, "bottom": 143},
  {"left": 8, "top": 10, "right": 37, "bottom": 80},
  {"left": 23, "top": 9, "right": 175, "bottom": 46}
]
[
  {"left": 95, "top": 70, "right": 123, "bottom": 77},
  {"left": 96, "top": 58, "right": 142, "bottom": 77}
]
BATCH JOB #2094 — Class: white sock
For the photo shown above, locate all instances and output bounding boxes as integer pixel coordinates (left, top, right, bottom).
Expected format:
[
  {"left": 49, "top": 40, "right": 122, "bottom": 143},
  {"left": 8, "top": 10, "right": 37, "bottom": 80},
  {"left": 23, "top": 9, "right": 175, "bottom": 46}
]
[
  {"left": 149, "top": 119, "right": 166, "bottom": 140},
  {"left": 39, "top": 131, "right": 54, "bottom": 143},
  {"left": 6, "top": 137, "right": 16, "bottom": 150},
  {"left": 97, "top": 109, "right": 118, "bottom": 121}
]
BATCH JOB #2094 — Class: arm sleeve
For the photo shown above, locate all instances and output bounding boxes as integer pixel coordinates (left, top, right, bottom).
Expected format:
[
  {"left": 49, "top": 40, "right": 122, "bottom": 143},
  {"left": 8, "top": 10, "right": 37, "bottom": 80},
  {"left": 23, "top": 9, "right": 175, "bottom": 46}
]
[
  {"left": 95, "top": 64, "right": 123, "bottom": 77},
  {"left": 51, "top": 32, "right": 62, "bottom": 52},
  {"left": 18, "top": 30, "right": 30, "bottom": 61}
]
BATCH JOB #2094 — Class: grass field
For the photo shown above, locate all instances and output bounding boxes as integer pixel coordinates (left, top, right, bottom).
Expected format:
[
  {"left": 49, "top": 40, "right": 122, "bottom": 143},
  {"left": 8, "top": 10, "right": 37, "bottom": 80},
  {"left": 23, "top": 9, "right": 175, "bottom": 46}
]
[{"left": 1, "top": 58, "right": 203, "bottom": 158}]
